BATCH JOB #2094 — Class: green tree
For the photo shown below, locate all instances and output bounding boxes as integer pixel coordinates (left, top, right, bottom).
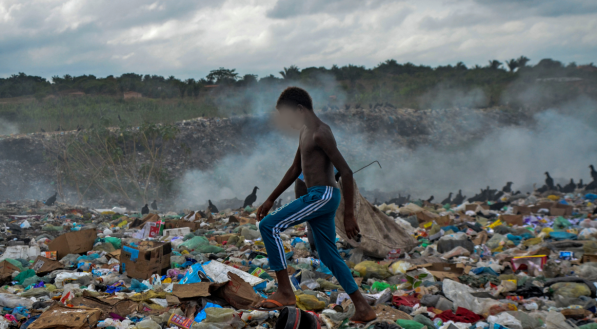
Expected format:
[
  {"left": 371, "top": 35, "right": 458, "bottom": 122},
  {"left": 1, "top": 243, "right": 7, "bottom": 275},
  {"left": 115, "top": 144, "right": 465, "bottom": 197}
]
[
  {"left": 206, "top": 68, "right": 238, "bottom": 84},
  {"left": 517, "top": 56, "right": 530, "bottom": 68},
  {"left": 488, "top": 60, "right": 503, "bottom": 70},
  {"left": 279, "top": 65, "right": 301, "bottom": 80},
  {"left": 505, "top": 59, "right": 519, "bottom": 72}
]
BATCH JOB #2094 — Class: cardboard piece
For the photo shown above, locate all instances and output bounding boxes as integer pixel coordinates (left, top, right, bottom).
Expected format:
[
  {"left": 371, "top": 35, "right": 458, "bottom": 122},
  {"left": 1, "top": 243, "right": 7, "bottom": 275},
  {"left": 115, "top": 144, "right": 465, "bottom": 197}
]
[
  {"left": 172, "top": 282, "right": 211, "bottom": 299},
  {"left": 501, "top": 215, "right": 524, "bottom": 226},
  {"left": 218, "top": 272, "right": 261, "bottom": 310},
  {"left": 215, "top": 234, "right": 237, "bottom": 244},
  {"left": 69, "top": 293, "right": 138, "bottom": 320},
  {"left": 48, "top": 229, "right": 97, "bottom": 260},
  {"left": 28, "top": 304, "right": 102, "bottom": 329},
  {"left": 435, "top": 215, "right": 453, "bottom": 227},
  {"left": 106, "top": 249, "right": 121, "bottom": 261},
  {"left": 513, "top": 206, "right": 531, "bottom": 216},
  {"left": 121, "top": 241, "right": 172, "bottom": 279},
  {"left": 465, "top": 204, "right": 479, "bottom": 212},
  {"left": 424, "top": 263, "right": 464, "bottom": 281},
  {"left": 551, "top": 204, "right": 573, "bottom": 217},
  {"left": 473, "top": 231, "right": 489, "bottom": 246},
  {"left": 416, "top": 211, "right": 438, "bottom": 224},
  {"left": 0, "top": 260, "right": 21, "bottom": 284},
  {"left": 582, "top": 254, "right": 597, "bottom": 263},
  {"left": 238, "top": 217, "right": 256, "bottom": 226},
  {"left": 130, "top": 213, "right": 160, "bottom": 228},
  {"left": 166, "top": 295, "right": 180, "bottom": 306},
  {"left": 32, "top": 256, "right": 64, "bottom": 275}
]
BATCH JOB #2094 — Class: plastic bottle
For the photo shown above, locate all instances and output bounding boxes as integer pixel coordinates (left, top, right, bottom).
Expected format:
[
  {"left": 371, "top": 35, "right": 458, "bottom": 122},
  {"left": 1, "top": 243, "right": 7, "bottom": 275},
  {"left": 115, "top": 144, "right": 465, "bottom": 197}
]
[
  {"left": 241, "top": 310, "right": 276, "bottom": 322},
  {"left": 433, "top": 318, "right": 443, "bottom": 328},
  {"left": 294, "top": 258, "right": 320, "bottom": 267},
  {"left": 55, "top": 272, "right": 92, "bottom": 288}
]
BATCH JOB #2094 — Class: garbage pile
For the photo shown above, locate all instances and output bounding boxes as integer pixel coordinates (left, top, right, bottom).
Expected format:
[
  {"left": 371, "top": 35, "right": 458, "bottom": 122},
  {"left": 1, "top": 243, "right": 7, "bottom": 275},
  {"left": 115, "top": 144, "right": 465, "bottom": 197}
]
[{"left": 0, "top": 191, "right": 596, "bottom": 329}]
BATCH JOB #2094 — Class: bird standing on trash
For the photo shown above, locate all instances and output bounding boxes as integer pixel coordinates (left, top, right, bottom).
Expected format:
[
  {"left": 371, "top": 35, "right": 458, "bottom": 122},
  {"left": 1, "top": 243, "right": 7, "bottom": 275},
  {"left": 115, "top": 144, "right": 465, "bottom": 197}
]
[
  {"left": 208, "top": 200, "right": 219, "bottom": 213},
  {"left": 453, "top": 190, "right": 465, "bottom": 204},
  {"left": 545, "top": 172, "right": 554, "bottom": 190},
  {"left": 502, "top": 182, "right": 513, "bottom": 193},
  {"left": 151, "top": 200, "right": 158, "bottom": 210},
  {"left": 243, "top": 186, "right": 259, "bottom": 208},
  {"left": 426, "top": 195, "right": 434, "bottom": 203},
  {"left": 440, "top": 193, "right": 452, "bottom": 205},
  {"left": 141, "top": 204, "right": 149, "bottom": 215},
  {"left": 44, "top": 192, "right": 58, "bottom": 206},
  {"left": 590, "top": 165, "right": 597, "bottom": 182}
]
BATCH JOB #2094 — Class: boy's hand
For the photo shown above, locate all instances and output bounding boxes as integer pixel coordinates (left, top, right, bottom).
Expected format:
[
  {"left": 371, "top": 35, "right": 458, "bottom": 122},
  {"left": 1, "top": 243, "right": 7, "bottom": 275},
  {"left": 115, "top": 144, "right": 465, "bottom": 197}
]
[
  {"left": 256, "top": 199, "right": 274, "bottom": 221},
  {"left": 344, "top": 214, "right": 360, "bottom": 240}
]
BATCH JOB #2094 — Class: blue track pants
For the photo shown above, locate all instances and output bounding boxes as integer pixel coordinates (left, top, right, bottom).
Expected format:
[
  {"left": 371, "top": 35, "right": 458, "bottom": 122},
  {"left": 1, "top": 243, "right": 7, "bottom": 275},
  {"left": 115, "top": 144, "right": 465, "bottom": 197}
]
[{"left": 259, "top": 186, "right": 358, "bottom": 294}]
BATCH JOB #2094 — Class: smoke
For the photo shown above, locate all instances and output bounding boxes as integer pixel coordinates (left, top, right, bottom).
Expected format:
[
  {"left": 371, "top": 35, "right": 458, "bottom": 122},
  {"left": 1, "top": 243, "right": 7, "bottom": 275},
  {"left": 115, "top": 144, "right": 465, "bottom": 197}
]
[
  {"left": 0, "top": 119, "right": 19, "bottom": 136},
  {"left": 419, "top": 86, "right": 488, "bottom": 109},
  {"left": 355, "top": 98, "right": 597, "bottom": 200},
  {"left": 213, "top": 73, "right": 347, "bottom": 115}
]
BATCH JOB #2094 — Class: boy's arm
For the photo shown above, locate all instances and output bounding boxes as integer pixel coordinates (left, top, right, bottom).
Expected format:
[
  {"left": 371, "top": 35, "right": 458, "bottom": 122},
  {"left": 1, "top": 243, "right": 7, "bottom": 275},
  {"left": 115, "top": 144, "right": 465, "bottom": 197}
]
[
  {"left": 313, "top": 130, "right": 359, "bottom": 240},
  {"left": 256, "top": 146, "right": 302, "bottom": 221}
]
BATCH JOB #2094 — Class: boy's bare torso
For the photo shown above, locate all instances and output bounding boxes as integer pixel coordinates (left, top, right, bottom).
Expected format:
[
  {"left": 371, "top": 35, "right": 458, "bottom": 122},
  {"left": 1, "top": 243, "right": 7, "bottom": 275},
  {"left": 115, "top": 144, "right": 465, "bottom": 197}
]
[{"left": 299, "top": 123, "right": 339, "bottom": 189}]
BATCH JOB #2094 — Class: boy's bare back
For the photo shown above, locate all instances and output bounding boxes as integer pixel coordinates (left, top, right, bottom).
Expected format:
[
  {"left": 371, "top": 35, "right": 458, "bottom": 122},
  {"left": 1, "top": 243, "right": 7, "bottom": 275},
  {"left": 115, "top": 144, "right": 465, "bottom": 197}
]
[{"left": 299, "top": 123, "right": 338, "bottom": 189}]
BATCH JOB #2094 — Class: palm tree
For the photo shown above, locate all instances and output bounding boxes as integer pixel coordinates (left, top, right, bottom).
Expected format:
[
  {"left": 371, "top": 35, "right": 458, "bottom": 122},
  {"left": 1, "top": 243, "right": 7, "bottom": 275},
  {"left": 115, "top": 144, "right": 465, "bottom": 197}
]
[
  {"left": 517, "top": 56, "right": 530, "bottom": 68},
  {"left": 488, "top": 60, "right": 503, "bottom": 70},
  {"left": 505, "top": 59, "right": 519, "bottom": 72},
  {"left": 279, "top": 65, "right": 301, "bottom": 80}
]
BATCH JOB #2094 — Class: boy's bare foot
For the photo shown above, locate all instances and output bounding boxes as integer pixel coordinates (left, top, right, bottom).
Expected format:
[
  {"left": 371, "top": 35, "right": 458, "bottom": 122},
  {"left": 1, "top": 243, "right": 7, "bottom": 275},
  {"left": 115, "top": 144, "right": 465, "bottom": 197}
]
[
  {"left": 348, "top": 291, "right": 377, "bottom": 323},
  {"left": 350, "top": 305, "right": 377, "bottom": 323},
  {"left": 253, "top": 291, "right": 296, "bottom": 310}
]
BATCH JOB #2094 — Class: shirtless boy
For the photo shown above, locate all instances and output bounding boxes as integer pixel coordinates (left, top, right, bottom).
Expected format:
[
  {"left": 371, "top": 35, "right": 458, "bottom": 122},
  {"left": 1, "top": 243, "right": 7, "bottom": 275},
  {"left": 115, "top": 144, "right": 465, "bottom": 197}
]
[{"left": 254, "top": 87, "right": 377, "bottom": 323}]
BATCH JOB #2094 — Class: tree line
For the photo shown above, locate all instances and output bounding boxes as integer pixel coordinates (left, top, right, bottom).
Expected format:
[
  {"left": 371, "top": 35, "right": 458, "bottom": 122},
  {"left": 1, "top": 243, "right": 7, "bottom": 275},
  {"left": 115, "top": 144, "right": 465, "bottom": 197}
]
[{"left": 0, "top": 56, "right": 595, "bottom": 109}]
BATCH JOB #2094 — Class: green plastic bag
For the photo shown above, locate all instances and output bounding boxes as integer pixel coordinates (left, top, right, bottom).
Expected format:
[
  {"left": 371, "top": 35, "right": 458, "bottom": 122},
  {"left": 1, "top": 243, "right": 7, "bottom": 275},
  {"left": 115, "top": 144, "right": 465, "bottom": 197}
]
[
  {"left": 15, "top": 269, "right": 36, "bottom": 285},
  {"left": 397, "top": 319, "right": 425, "bottom": 329},
  {"left": 553, "top": 217, "right": 572, "bottom": 230},
  {"left": 180, "top": 236, "right": 209, "bottom": 250},
  {"left": 104, "top": 237, "right": 122, "bottom": 249}
]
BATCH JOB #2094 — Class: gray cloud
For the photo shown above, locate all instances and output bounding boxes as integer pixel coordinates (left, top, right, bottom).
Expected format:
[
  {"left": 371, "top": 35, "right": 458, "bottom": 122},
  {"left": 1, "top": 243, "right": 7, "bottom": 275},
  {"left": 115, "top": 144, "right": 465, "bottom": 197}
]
[
  {"left": 266, "top": 0, "right": 395, "bottom": 19},
  {"left": 0, "top": 0, "right": 596, "bottom": 79}
]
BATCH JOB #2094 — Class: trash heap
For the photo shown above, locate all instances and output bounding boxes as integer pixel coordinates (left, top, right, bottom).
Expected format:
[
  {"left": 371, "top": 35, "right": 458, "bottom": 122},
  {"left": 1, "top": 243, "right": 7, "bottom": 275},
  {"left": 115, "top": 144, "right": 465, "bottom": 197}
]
[{"left": 0, "top": 192, "right": 596, "bottom": 329}]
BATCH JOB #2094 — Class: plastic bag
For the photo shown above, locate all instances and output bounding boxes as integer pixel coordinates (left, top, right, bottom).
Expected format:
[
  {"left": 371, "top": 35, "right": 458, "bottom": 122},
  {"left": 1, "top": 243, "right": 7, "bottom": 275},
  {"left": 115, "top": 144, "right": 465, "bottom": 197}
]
[
  {"left": 488, "top": 313, "right": 523, "bottom": 329},
  {"left": 443, "top": 279, "right": 502, "bottom": 315},
  {"left": 296, "top": 294, "right": 326, "bottom": 311},
  {"left": 354, "top": 261, "right": 391, "bottom": 279},
  {"left": 180, "top": 236, "right": 210, "bottom": 250},
  {"left": 550, "top": 282, "right": 591, "bottom": 298},
  {"left": 396, "top": 319, "right": 425, "bottom": 329},
  {"left": 193, "top": 308, "right": 244, "bottom": 329},
  {"left": 389, "top": 261, "right": 411, "bottom": 275},
  {"left": 575, "top": 262, "right": 597, "bottom": 281}
]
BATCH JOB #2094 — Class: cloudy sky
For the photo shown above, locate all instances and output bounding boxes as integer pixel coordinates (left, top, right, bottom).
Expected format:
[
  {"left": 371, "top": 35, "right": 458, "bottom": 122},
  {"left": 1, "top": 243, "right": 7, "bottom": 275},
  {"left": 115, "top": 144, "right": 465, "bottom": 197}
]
[{"left": 1, "top": 0, "right": 596, "bottom": 80}]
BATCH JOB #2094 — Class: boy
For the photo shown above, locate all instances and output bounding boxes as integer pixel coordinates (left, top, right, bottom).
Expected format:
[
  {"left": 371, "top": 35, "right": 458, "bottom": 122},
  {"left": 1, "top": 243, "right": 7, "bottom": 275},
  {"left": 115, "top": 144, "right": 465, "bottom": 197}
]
[{"left": 254, "top": 87, "right": 377, "bottom": 323}]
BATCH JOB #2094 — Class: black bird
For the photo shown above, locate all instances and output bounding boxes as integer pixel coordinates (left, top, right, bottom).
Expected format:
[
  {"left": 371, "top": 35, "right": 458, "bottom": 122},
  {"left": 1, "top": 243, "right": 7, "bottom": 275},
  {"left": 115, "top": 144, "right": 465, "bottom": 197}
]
[
  {"left": 545, "top": 172, "right": 554, "bottom": 190},
  {"left": 118, "top": 114, "right": 122, "bottom": 122},
  {"left": 426, "top": 195, "right": 434, "bottom": 203},
  {"left": 578, "top": 179, "right": 585, "bottom": 189},
  {"left": 440, "top": 192, "right": 453, "bottom": 205},
  {"left": 591, "top": 165, "right": 597, "bottom": 182},
  {"left": 502, "top": 182, "right": 513, "bottom": 193},
  {"left": 562, "top": 179, "right": 576, "bottom": 193},
  {"left": 141, "top": 204, "right": 149, "bottom": 215},
  {"left": 44, "top": 192, "right": 58, "bottom": 206},
  {"left": 151, "top": 200, "right": 158, "bottom": 210},
  {"left": 76, "top": 125, "right": 82, "bottom": 132},
  {"left": 208, "top": 200, "right": 219, "bottom": 213},
  {"left": 586, "top": 180, "right": 597, "bottom": 191},
  {"left": 40, "top": 128, "right": 45, "bottom": 132},
  {"left": 513, "top": 191, "right": 521, "bottom": 195},
  {"left": 198, "top": 210, "right": 207, "bottom": 218},
  {"left": 556, "top": 184, "right": 564, "bottom": 192},
  {"left": 453, "top": 190, "right": 465, "bottom": 204},
  {"left": 243, "top": 186, "right": 259, "bottom": 208},
  {"left": 537, "top": 184, "right": 549, "bottom": 193},
  {"left": 55, "top": 126, "right": 61, "bottom": 132}
]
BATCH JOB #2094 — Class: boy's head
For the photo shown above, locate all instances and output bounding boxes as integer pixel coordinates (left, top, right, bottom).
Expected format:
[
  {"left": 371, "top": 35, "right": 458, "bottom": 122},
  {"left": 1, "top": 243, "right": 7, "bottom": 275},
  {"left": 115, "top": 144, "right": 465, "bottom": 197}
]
[{"left": 276, "top": 87, "right": 312, "bottom": 129}]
